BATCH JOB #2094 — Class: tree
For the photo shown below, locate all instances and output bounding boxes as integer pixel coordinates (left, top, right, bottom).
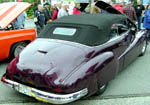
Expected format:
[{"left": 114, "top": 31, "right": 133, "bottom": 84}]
[
  {"left": 0, "top": 0, "right": 14, "bottom": 2},
  {"left": 133, "top": 0, "right": 137, "bottom": 5},
  {"left": 23, "top": 0, "right": 40, "bottom": 3},
  {"left": 0, "top": 0, "right": 40, "bottom": 2},
  {"left": 112, "top": 0, "right": 116, "bottom": 3}
]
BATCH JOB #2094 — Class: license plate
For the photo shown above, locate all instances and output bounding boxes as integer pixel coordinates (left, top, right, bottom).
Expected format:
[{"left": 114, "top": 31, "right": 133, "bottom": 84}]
[{"left": 15, "top": 84, "right": 32, "bottom": 96}]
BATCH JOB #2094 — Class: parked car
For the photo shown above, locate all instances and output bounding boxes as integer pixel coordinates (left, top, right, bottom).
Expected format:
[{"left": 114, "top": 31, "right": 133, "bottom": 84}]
[
  {"left": 0, "top": 2, "right": 36, "bottom": 61},
  {"left": 1, "top": 1, "right": 148, "bottom": 104}
]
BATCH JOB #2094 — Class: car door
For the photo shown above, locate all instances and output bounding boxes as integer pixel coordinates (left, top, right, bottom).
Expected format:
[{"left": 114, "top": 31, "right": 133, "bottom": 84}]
[
  {"left": 122, "top": 21, "right": 142, "bottom": 69},
  {"left": 109, "top": 19, "right": 131, "bottom": 71},
  {"left": 111, "top": 18, "right": 142, "bottom": 72},
  {"left": 95, "top": 1, "right": 141, "bottom": 71}
]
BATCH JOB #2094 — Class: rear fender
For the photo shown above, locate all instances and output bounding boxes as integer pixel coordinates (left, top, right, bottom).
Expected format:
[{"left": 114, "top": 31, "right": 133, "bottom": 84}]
[
  {"left": 141, "top": 29, "right": 148, "bottom": 41},
  {"left": 63, "top": 52, "right": 118, "bottom": 95}
]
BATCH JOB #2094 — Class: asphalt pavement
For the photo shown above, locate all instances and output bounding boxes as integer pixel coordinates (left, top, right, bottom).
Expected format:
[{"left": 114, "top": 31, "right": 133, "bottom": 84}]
[
  {"left": 1, "top": 19, "right": 150, "bottom": 105},
  {"left": 24, "top": 19, "right": 36, "bottom": 29}
]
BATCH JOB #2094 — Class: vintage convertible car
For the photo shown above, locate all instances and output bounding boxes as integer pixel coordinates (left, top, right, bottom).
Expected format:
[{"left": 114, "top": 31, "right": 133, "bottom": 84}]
[
  {"left": 0, "top": 2, "right": 36, "bottom": 61},
  {"left": 1, "top": 1, "right": 148, "bottom": 104}
]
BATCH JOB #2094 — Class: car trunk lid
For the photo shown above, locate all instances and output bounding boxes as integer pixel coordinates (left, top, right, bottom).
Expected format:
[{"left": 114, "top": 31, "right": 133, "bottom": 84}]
[{"left": 15, "top": 39, "right": 87, "bottom": 88}]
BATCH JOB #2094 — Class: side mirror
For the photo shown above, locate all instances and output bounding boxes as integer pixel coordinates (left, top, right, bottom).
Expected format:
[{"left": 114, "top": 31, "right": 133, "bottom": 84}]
[
  {"left": 131, "top": 27, "right": 136, "bottom": 32},
  {"left": 130, "top": 27, "right": 136, "bottom": 35}
]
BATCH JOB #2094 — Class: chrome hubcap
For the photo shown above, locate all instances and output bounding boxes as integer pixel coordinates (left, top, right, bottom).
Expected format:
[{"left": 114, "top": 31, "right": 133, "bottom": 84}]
[
  {"left": 142, "top": 41, "right": 146, "bottom": 53},
  {"left": 14, "top": 45, "right": 25, "bottom": 57},
  {"left": 100, "top": 84, "right": 106, "bottom": 90}
]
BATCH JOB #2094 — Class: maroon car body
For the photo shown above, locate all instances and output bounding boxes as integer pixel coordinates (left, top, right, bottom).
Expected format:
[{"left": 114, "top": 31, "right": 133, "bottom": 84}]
[{"left": 1, "top": 1, "right": 148, "bottom": 104}]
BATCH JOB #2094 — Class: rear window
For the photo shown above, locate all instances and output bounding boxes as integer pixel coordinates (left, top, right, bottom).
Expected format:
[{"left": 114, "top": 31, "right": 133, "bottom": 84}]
[{"left": 53, "top": 27, "right": 77, "bottom": 36}]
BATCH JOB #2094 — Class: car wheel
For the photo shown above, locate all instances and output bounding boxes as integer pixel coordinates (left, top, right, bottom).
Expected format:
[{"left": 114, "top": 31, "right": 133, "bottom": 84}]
[
  {"left": 94, "top": 84, "right": 108, "bottom": 96},
  {"left": 139, "top": 39, "right": 147, "bottom": 56},
  {"left": 10, "top": 42, "right": 27, "bottom": 59}
]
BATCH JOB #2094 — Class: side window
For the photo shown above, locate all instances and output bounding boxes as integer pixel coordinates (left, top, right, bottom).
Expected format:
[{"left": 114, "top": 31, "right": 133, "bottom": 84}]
[
  {"left": 110, "top": 24, "right": 119, "bottom": 39},
  {"left": 116, "top": 19, "right": 129, "bottom": 34},
  {"left": 117, "top": 24, "right": 128, "bottom": 34},
  {"left": 110, "top": 19, "right": 129, "bottom": 38}
]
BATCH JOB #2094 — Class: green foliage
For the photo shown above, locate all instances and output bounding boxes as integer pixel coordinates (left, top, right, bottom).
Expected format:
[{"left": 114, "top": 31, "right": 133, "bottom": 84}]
[
  {"left": 0, "top": 0, "right": 14, "bottom": 2},
  {"left": 23, "top": 0, "right": 35, "bottom": 18},
  {"left": 133, "top": 0, "right": 137, "bottom": 5},
  {"left": 23, "top": 0, "right": 40, "bottom": 3},
  {"left": 23, "top": 0, "right": 34, "bottom": 3},
  {"left": 26, "top": 5, "right": 34, "bottom": 18},
  {"left": 132, "top": 0, "right": 139, "bottom": 6},
  {"left": 112, "top": 0, "right": 116, "bottom": 3}
]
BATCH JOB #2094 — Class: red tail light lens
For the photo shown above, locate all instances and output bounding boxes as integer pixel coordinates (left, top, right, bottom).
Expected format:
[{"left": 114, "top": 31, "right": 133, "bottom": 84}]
[
  {"left": 51, "top": 88, "right": 62, "bottom": 93},
  {"left": 7, "top": 55, "right": 19, "bottom": 74},
  {"left": 1, "top": 76, "right": 6, "bottom": 83}
]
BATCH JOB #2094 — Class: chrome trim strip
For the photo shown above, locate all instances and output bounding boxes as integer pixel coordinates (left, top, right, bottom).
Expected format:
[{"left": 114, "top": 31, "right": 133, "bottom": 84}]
[{"left": 118, "top": 31, "right": 145, "bottom": 59}]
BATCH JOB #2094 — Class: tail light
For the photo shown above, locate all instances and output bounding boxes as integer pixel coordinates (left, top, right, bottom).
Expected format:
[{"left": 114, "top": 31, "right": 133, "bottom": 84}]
[
  {"left": 7, "top": 55, "right": 19, "bottom": 74},
  {"left": 1, "top": 75, "right": 7, "bottom": 83},
  {"left": 51, "top": 88, "right": 62, "bottom": 93}
]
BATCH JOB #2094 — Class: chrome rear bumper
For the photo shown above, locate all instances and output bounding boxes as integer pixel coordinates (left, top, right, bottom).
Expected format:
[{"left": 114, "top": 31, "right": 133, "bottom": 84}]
[{"left": 1, "top": 75, "right": 88, "bottom": 104}]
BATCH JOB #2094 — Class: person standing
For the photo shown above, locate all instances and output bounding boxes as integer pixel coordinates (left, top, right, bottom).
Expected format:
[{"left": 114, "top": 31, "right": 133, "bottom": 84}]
[
  {"left": 43, "top": 2, "right": 51, "bottom": 24},
  {"left": 68, "top": 2, "right": 74, "bottom": 15},
  {"left": 73, "top": 3, "right": 81, "bottom": 14},
  {"left": 91, "top": 2, "right": 101, "bottom": 14},
  {"left": 113, "top": 2, "right": 124, "bottom": 13},
  {"left": 51, "top": 2, "right": 62, "bottom": 21},
  {"left": 34, "top": 3, "right": 38, "bottom": 14},
  {"left": 123, "top": 2, "right": 137, "bottom": 22},
  {"left": 143, "top": 5, "right": 150, "bottom": 41},
  {"left": 34, "top": 5, "right": 45, "bottom": 34},
  {"left": 134, "top": 1, "right": 145, "bottom": 30},
  {"left": 57, "top": 2, "right": 69, "bottom": 18},
  {"left": 12, "top": 12, "right": 26, "bottom": 29},
  {"left": 17, "top": 12, "right": 27, "bottom": 29}
]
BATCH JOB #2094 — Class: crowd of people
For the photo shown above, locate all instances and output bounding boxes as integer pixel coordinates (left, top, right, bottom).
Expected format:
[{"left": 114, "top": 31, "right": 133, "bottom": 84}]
[
  {"left": 112, "top": 1, "right": 150, "bottom": 41},
  {"left": 33, "top": 2, "right": 81, "bottom": 34},
  {"left": 32, "top": 1, "right": 150, "bottom": 40},
  {"left": 113, "top": 1, "right": 144, "bottom": 30}
]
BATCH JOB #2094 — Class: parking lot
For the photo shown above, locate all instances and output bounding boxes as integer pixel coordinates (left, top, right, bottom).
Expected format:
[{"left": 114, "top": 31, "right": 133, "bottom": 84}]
[{"left": 0, "top": 43, "right": 150, "bottom": 105}]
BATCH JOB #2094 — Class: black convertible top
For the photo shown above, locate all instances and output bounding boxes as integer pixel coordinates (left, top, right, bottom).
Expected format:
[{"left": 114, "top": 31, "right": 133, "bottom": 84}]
[
  {"left": 39, "top": 14, "right": 127, "bottom": 46},
  {"left": 53, "top": 14, "right": 126, "bottom": 29}
]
